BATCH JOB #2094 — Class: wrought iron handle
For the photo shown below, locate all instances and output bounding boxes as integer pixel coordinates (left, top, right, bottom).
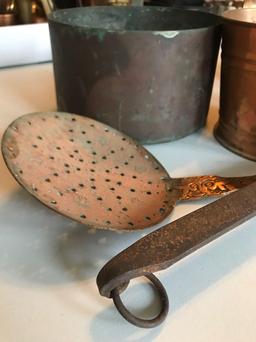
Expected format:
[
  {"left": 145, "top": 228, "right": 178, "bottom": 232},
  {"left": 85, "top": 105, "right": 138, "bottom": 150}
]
[{"left": 97, "top": 181, "right": 256, "bottom": 328}]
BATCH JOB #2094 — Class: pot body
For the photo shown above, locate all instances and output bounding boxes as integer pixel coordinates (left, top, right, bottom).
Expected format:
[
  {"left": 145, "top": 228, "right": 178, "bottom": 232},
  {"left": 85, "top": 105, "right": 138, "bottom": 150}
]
[
  {"left": 49, "top": 6, "right": 221, "bottom": 143},
  {"left": 215, "top": 9, "right": 256, "bottom": 160}
]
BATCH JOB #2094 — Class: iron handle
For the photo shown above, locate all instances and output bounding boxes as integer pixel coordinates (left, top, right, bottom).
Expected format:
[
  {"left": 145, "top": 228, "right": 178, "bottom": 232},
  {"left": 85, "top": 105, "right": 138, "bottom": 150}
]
[{"left": 97, "top": 181, "right": 256, "bottom": 327}]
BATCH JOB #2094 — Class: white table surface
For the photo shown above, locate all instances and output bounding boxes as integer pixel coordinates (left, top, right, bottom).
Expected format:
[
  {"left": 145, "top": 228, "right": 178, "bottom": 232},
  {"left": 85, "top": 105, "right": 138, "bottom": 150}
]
[{"left": 0, "top": 62, "right": 256, "bottom": 342}]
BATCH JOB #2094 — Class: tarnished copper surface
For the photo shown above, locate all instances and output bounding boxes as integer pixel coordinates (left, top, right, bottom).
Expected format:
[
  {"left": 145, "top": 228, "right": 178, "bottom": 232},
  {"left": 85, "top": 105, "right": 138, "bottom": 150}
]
[
  {"left": 215, "top": 8, "right": 256, "bottom": 161},
  {"left": 97, "top": 181, "right": 256, "bottom": 327},
  {"left": 0, "top": 13, "right": 16, "bottom": 26},
  {"left": 2, "top": 112, "right": 256, "bottom": 232},
  {"left": 2, "top": 112, "right": 172, "bottom": 231},
  {"left": 48, "top": 7, "right": 221, "bottom": 143}
]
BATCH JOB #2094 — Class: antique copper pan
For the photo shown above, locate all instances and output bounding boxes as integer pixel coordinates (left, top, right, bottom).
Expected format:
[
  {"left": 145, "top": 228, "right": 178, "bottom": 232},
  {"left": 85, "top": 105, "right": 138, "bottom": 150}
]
[{"left": 2, "top": 112, "right": 256, "bottom": 231}]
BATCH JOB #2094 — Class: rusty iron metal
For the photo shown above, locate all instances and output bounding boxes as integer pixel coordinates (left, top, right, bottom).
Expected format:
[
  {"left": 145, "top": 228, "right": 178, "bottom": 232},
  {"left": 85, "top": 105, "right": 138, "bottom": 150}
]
[
  {"left": 2, "top": 112, "right": 256, "bottom": 230},
  {"left": 112, "top": 273, "right": 169, "bottom": 328},
  {"left": 97, "top": 181, "right": 256, "bottom": 328},
  {"left": 214, "top": 8, "right": 256, "bottom": 161},
  {"left": 2, "top": 112, "right": 256, "bottom": 232},
  {"left": 48, "top": 7, "right": 221, "bottom": 143}
]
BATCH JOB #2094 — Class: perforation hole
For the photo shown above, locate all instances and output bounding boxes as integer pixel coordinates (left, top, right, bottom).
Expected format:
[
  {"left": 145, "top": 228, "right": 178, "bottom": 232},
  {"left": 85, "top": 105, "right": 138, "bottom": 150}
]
[
  {"left": 45, "top": 178, "right": 51, "bottom": 182},
  {"left": 12, "top": 125, "right": 18, "bottom": 131},
  {"left": 122, "top": 207, "right": 128, "bottom": 212}
]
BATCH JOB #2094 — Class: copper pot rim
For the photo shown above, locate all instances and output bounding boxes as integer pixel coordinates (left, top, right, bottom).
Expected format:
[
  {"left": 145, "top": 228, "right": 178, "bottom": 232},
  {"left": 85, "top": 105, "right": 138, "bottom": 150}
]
[
  {"left": 223, "top": 8, "right": 256, "bottom": 26},
  {"left": 48, "top": 6, "right": 222, "bottom": 33}
]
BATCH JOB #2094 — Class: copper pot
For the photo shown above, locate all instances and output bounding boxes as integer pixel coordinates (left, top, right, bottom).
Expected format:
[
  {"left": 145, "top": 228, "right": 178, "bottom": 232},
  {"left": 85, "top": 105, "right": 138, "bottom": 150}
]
[
  {"left": 0, "top": 0, "right": 17, "bottom": 26},
  {"left": 215, "top": 8, "right": 256, "bottom": 160},
  {"left": 49, "top": 6, "right": 221, "bottom": 143}
]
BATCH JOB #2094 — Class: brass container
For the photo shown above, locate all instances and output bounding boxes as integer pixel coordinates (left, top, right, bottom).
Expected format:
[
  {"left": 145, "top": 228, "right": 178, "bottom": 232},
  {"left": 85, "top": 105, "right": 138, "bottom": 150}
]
[{"left": 215, "top": 8, "right": 256, "bottom": 160}]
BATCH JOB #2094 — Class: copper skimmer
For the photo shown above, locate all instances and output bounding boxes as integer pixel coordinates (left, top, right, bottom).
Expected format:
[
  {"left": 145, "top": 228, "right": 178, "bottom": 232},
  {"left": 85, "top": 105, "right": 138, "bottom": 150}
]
[{"left": 2, "top": 112, "right": 256, "bottom": 231}]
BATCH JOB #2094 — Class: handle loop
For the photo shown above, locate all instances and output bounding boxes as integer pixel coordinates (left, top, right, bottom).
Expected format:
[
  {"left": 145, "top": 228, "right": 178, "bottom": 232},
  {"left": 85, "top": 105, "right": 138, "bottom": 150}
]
[{"left": 111, "top": 273, "right": 169, "bottom": 329}]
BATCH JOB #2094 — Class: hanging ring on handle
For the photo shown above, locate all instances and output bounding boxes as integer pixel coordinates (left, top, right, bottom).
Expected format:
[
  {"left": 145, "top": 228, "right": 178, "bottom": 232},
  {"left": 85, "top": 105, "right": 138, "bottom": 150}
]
[{"left": 111, "top": 273, "right": 169, "bottom": 329}]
